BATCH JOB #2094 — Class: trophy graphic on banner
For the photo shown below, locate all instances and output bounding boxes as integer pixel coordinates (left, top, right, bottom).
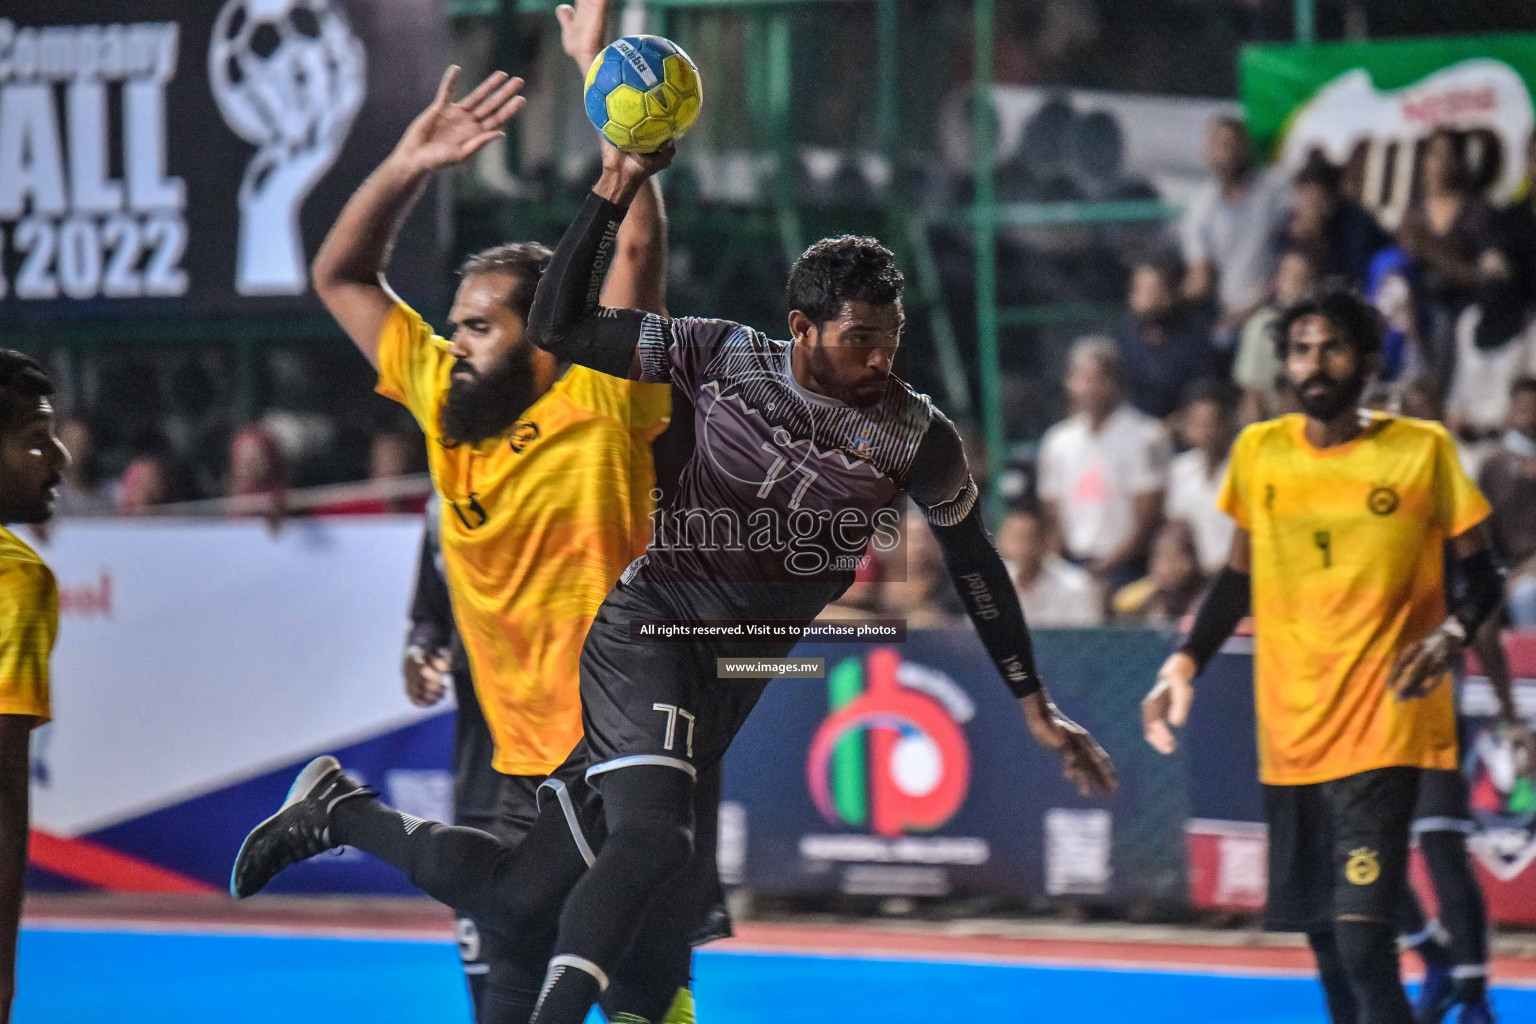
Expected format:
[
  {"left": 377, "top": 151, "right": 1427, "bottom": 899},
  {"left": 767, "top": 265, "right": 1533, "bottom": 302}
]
[{"left": 208, "top": 0, "right": 365, "bottom": 296}]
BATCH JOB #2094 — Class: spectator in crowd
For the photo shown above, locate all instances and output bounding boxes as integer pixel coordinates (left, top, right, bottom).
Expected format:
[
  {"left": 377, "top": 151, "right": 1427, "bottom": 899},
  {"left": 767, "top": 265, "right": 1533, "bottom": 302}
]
[
  {"left": 1164, "top": 382, "right": 1236, "bottom": 576},
  {"left": 365, "top": 430, "right": 429, "bottom": 513},
  {"left": 880, "top": 511, "right": 965, "bottom": 628},
  {"left": 228, "top": 425, "right": 287, "bottom": 525},
  {"left": 55, "top": 418, "right": 116, "bottom": 515},
  {"left": 229, "top": 425, "right": 286, "bottom": 500},
  {"left": 1112, "top": 520, "right": 1207, "bottom": 627},
  {"left": 1037, "top": 336, "right": 1172, "bottom": 592},
  {"left": 1115, "top": 254, "right": 1219, "bottom": 419},
  {"left": 1366, "top": 246, "right": 1424, "bottom": 384},
  {"left": 1479, "top": 377, "right": 1536, "bottom": 627},
  {"left": 1491, "top": 130, "right": 1536, "bottom": 316},
  {"left": 1282, "top": 157, "right": 1391, "bottom": 291},
  {"left": 310, "top": 429, "right": 431, "bottom": 516},
  {"left": 1397, "top": 127, "right": 1497, "bottom": 379},
  {"left": 117, "top": 454, "right": 174, "bottom": 514},
  {"left": 1444, "top": 308, "right": 1536, "bottom": 443},
  {"left": 1180, "top": 116, "right": 1291, "bottom": 343},
  {"left": 1387, "top": 372, "right": 1446, "bottom": 423},
  {"left": 1232, "top": 246, "right": 1321, "bottom": 423},
  {"left": 994, "top": 507, "right": 1103, "bottom": 627}
]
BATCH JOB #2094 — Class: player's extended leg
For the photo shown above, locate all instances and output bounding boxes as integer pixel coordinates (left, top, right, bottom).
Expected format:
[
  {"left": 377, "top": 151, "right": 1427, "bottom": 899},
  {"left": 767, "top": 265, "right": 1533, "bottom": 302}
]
[
  {"left": 231, "top": 756, "right": 587, "bottom": 944},
  {"left": 1327, "top": 767, "right": 1421, "bottom": 1024},
  {"left": 529, "top": 764, "right": 697, "bottom": 1024}
]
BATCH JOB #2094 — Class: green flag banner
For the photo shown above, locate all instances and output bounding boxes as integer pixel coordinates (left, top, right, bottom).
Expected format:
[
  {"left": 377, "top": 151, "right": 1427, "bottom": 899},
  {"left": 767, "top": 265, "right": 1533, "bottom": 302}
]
[{"left": 1241, "top": 35, "right": 1536, "bottom": 225}]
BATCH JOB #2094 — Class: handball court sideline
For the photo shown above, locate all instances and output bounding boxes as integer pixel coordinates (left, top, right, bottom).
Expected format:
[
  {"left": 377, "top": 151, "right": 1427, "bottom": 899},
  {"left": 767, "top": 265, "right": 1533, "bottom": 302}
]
[{"left": 13, "top": 896, "right": 1536, "bottom": 1022}]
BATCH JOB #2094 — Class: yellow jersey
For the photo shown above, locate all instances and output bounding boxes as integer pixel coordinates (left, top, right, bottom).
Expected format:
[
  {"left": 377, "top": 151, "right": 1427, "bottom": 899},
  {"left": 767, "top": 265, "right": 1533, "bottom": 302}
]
[
  {"left": 377, "top": 302, "right": 670, "bottom": 774},
  {"left": 0, "top": 526, "right": 58, "bottom": 725},
  {"left": 1218, "top": 413, "right": 1490, "bottom": 786}
]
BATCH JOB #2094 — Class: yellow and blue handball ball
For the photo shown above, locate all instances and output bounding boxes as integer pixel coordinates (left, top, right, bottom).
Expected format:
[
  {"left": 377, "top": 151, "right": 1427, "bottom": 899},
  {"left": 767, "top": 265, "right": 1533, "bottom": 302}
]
[{"left": 583, "top": 35, "right": 702, "bottom": 153}]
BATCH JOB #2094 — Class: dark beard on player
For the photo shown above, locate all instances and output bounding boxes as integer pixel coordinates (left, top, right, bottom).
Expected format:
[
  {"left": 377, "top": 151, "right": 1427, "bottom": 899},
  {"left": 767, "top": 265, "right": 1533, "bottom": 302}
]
[
  {"left": 1296, "top": 370, "right": 1368, "bottom": 423},
  {"left": 440, "top": 345, "right": 538, "bottom": 446},
  {"left": 805, "top": 340, "right": 888, "bottom": 408}
]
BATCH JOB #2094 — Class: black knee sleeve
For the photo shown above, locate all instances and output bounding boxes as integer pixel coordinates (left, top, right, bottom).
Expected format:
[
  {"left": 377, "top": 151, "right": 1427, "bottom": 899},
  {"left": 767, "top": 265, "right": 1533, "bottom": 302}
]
[
  {"left": 599, "top": 765, "right": 697, "bottom": 884},
  {"left": 1334, "top": 920, "right": 1414, "bottom": 1024},
  {"left": 551, "top": 766, "right": 697, "bottom": 974}
]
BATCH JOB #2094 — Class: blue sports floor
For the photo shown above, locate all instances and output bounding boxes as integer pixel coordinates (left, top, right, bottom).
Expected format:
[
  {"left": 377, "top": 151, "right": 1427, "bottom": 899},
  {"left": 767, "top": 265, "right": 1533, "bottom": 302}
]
[{"left": 15, "top": 925, "right": 1536, "bottom": 1023}]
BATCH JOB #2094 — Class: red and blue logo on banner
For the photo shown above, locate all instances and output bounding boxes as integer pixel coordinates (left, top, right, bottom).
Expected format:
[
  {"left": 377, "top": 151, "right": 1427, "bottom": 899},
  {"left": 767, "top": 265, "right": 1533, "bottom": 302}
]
[{"left": 805, "top": 647, "right": 970, "bottom": 838}]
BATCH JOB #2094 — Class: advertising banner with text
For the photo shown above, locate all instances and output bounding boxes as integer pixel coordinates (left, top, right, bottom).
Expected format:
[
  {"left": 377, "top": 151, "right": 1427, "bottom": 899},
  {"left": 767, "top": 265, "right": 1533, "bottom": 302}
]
[
  {"left": 1241, "top": 35, "right": 1536, "bottom": 227},
  {"left": 0, "top": 0, "right": 448, "bottom": 328}
]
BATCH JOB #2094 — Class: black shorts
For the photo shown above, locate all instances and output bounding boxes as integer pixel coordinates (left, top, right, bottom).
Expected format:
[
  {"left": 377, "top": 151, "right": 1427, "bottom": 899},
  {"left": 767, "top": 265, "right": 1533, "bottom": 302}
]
[
  {"left": 578, "top": 578, "right": 788, "bottom": 784},
  {"left": 1263, "top": 766, "right": 1420, "bottom": 932}
]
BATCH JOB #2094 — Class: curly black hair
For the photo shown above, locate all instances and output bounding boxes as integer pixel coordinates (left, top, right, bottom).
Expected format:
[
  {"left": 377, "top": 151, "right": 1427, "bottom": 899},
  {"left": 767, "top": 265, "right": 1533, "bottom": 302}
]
[
  {"left": 459, "top": 242, "right": 553, "bottom": 323},
  {"left": 0, "top": 350, "right": 54, "bottom": 432},
  {"left": 1272, "top": 285, "right": 1383, "bottom": 362},
  {"left": 786, "top": 235, "right": 904, "bottom": 325}
]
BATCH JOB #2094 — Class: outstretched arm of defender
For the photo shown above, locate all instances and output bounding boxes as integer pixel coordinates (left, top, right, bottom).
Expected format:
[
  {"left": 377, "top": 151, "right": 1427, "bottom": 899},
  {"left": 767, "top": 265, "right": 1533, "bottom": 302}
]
[
  {"left": 1143, "top": 527, "right": 1252, "bottom": 754},
  {"left": 525, "top": 142, "right": 675, "bottom": 379},
  {"left": 312, "top": 66, "right": 526, "bottom": 367}
]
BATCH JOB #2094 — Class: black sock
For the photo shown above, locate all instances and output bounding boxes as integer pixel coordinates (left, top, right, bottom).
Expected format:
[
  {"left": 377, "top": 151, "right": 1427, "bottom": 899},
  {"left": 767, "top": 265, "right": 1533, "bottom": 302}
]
[
  {"left": 1309, "top": 929, "right": 1361, "bottom": 1024},
  {"left": 1335, "top": 919, "right": 1414, "bottom": 1024},
  {"left": 1419, "top": 830, "right": 1489, "bottom": 1002},
  {"left": 530, "top": 957, "right": 604, "bottom": 1024},
  {"left": 331, "top": 794, "right": 585, "bottom": 934}
]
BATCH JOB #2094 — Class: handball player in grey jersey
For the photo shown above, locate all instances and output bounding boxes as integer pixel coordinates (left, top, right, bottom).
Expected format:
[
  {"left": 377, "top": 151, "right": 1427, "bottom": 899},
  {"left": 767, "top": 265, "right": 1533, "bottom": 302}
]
[{"left": 231, "top": 139, "right": 1116, "bottom": 1024}]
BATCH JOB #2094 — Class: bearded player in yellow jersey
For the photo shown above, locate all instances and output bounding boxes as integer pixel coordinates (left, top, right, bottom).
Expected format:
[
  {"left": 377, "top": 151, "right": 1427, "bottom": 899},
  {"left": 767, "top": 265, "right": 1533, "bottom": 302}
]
[
  {"left": 298, "top": 5, "right": 706, "bottom": 1022},
  {"left": 0, "top": 352, "right": 69, "bottom": 1024},
  {"left": 1142, "top": 288, "right": 1503, "bottom": 1024}
]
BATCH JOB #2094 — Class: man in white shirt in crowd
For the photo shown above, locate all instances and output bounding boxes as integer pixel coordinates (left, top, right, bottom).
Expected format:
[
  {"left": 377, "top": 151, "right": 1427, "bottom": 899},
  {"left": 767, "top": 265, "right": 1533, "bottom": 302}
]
[
  {"left": 1164, "top": 381, "right": 1236, "bottom": 577},
  {"left": 994, "top": 506, "right": 1103, "bottom": 627},
  {"left": 1180, "top": 116, "right": 1291, "bottom": 345},
  {"left": 1037, "top": 336, "right": 1172, "bottom": 592}
]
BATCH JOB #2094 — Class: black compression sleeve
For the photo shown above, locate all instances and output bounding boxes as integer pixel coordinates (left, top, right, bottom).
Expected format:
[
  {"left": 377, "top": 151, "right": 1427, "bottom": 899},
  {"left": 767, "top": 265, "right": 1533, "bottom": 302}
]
[
  {"left": 1452, "top": 547, "right": 1504, "bottom": 637},
  {"left": 1177, "top": 567, "right": 1251, "bottom": 675},
  {"left": 929, "top": 507, "right": 1041, "bottom": 698},
  {"left": 524, "top": 190, "right": 646, "bottom": 378}
]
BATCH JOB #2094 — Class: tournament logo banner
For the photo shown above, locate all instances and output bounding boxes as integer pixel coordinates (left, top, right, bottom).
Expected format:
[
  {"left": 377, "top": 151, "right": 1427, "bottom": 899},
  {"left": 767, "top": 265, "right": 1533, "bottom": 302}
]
[
  {"left": 724, "top": 629, "right": 1180, "bottom": 903},
  {"left": 0, "top": 0, "right": 447, "bottom": 326},
  {"left": 1241, "top": 35, "right": 1536, "bottom": 228}
]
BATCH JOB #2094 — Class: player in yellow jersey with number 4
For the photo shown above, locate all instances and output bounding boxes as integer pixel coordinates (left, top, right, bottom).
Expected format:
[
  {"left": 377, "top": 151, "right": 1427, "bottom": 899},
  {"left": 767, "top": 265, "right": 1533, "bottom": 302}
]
[{"left": 1142, "top": 288, "right": 1502, "bottom": 1024}]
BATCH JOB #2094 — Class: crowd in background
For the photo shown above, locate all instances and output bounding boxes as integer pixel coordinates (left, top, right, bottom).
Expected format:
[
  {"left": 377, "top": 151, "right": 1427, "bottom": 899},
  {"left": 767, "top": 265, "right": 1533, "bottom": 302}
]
[{"left": 830, "top": 117, "right": 1536, "bottom": 630}]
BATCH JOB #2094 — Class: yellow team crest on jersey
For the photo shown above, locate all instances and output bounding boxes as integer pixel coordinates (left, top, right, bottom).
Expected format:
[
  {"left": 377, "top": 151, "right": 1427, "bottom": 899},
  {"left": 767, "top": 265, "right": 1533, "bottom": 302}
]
[{"left": 1345, "top": 847, "right": 1381, "bottom": 886}]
